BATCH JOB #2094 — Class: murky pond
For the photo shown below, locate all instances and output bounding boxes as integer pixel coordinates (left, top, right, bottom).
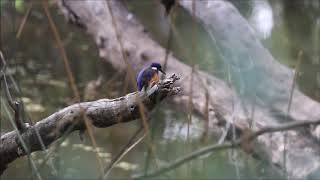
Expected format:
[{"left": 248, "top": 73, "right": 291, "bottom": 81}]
[{"left": 1, "top": 0, "right": 319, "bottom": 179}]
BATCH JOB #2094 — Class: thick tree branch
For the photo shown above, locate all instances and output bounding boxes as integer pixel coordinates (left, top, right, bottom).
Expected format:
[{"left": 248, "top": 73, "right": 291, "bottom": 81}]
[{"left": 0, "top": 75, "right": 180, "bottom": 175}]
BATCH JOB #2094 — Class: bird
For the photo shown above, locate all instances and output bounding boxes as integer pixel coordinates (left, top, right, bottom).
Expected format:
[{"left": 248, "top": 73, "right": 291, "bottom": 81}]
[{"left": 136, "top": 62, "right": 166, "bottom": 91}]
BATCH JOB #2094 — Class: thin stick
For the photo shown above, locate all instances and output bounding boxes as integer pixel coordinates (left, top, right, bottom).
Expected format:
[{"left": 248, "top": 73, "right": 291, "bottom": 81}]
[
  {"left": 104, "top": 0, "right": 150, "bottom": 136},
  {"left": 2, "top": 101, "right": 42, "bottom": 180},
  {"left": 102, "top": 126, "right": 142, "bottom": 177},
  {"left": 102, "top": 127, "right": 145, "bottom": 179},
  {"left": 16, "top": 2, "right": 33, "bottom": 39},
  {"left": 201, "top": 90, "right": 209, "bottom": 142},
  {"left": 283, "top": 50, "right": 303, "bottom": 178},
  {"left": 103, "top": 1, "right": 160, "bottom": 177},
  {"left": 42, "top": 1, "right": 104, "bottom": 176}
]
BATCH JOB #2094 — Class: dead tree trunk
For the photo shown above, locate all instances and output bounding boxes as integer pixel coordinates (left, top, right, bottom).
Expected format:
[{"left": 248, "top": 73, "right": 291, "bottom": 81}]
[{"left": 57, "top": 0, "right": 320, "bottom": 178}]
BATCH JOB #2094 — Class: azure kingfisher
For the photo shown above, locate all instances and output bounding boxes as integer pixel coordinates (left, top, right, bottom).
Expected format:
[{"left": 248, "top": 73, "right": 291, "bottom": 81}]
[{"left": 136, "top": 62, "right": 166, "bottom": 91}]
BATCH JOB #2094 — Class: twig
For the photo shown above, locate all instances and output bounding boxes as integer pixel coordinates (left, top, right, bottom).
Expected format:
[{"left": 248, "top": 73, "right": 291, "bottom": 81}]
[
  {"left": 1, "top": 52, "right": 14, "bottom": 109},
  {"left": 104, "top": 0, "right": 150, "bottom": 136},
  {"left": 42, "top": 1, "right": 80, "bottom": 100},
  {"left": 42, "top": 1, "right": 104, "bottom": 176},
  {"left": 104, "top": 1, "right": 161, "bottom": 177},
  {"left": 283, "top": 50, "right": 303, "bottom": 177},
  {"left": 231, "top": 100, "right": 240, "bottom": 179},
  {"left": 133, "top": 119, "right": 320, "bottom": 179},
  {"left": 203, "top": 90, "right": 209, "bottom": 141},
  {"left": 187, "top": 0, "right": 197, "bottom": 143},
  {"left": 16, "top": 2, "right": 33, "bottom": 39},
  {"left": 101, "top": 126, "right": 145, "bottom": 179},
  {"left": 1, "top": 101, "right": 42, "bottom": 180},
  {"left": 1, "top": 52, "right": 27, "bottom": 132}
]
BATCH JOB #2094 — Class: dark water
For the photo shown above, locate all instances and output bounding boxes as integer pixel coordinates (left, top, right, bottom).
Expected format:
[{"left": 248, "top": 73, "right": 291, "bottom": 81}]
[{"left": 1, "top": 0, "right": 319, "bottom": 179}]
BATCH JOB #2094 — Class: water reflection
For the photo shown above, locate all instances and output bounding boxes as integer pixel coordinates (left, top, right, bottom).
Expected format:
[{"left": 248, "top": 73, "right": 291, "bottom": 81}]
[{"left": 162, "top": 111, "right": 204, "bottom": 141}]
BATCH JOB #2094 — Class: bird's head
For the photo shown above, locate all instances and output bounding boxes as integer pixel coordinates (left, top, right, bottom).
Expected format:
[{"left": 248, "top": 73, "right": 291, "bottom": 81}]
[{"left": 150, "top": 62, "right": 166, "bottom": 74}]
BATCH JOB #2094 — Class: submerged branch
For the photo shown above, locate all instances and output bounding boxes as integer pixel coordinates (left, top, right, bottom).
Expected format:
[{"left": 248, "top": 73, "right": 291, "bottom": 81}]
[{"left": 0, "top": 75, "right": 180, "bottom": 175}]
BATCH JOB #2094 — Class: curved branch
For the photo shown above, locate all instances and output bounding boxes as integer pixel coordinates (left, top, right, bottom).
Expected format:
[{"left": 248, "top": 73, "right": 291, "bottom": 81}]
[
  {"left": 0, "top": 75, "right": 180, "bottom": 175},
  {"left": 134, "top": 119, "right": 320, "bottom": 179}
]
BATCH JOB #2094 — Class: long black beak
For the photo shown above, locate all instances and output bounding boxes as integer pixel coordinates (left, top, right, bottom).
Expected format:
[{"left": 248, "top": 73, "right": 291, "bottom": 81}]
[{"left": 159, "top": 68, "right": 166, "bottom": 75}]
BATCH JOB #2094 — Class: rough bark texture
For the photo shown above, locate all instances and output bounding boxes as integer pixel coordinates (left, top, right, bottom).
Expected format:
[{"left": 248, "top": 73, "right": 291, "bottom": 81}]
[
  {"left": 0, "top": 75, "right": 180, "bottom": 175},
  {"left": 57, "top": 0, "right": 320, "bottom": 178}
]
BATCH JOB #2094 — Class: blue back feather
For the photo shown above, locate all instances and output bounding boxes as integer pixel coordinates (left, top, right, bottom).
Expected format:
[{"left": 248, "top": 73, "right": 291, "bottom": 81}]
[
  {"left": 136, "top": 62, "right": 162, "bottom": 91},
  {"left": 136, "top": 67, "right": 146, "bottom": 91}
]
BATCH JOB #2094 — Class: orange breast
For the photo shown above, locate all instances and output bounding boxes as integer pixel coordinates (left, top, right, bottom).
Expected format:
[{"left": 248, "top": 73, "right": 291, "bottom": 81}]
[{"left": 149, "top": 73, "right": 160, "bottom": 87}]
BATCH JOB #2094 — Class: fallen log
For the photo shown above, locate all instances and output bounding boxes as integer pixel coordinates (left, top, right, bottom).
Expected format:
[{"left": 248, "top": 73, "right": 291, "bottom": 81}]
[{"left": 57, "top": 0, "right": 320, "bottom": 178}]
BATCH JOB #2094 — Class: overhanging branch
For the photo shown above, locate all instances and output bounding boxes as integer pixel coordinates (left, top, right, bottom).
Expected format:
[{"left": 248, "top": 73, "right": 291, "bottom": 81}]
[{"left": 0, "top": 74, "right": 180, "bottom": 175}]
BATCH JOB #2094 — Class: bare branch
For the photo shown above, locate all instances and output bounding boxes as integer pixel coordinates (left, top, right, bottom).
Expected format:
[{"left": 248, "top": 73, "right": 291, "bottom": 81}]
[
  {"left": 134, "top": 119, "right": 320, "bottom": 179},
  {"left": 102, "top": 126, "right": 144, "bottom": 179},
  {"left": 0, "top": 75, "right": 180, "bottom": 175},
  {"left": 1, "top": 52, "right": 28, "bottom": 132}
]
